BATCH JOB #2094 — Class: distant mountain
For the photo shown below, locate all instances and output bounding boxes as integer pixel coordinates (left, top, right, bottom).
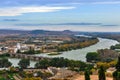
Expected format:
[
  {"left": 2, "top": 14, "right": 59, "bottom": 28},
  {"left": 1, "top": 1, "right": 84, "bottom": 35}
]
[
  {"left": 63, "top": 30, "right": 73, "bottom": 33},
  {"left": 0, "top": 29, "right": 29, "bottom": 35},
  {"left": 30, "top": 30, "right": 75, "bottom": 35},
  {"left": 30, "top": 30, "right": 51, "bottom": 34},
  {"left": 0, "top": 29, "right": 75, "bottom": 36}
]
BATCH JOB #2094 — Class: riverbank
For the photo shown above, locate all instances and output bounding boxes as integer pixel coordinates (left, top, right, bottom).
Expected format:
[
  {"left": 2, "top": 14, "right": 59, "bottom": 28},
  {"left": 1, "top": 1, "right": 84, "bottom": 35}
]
[
  {"left": 57, "top": 38, "right": 99, "bottom": 52},
  {"left": 35, "top": 38, "right": 119, "bottom": 62},
  {"left": 7, "top": 38, "right": 119, "bottom": 67}
]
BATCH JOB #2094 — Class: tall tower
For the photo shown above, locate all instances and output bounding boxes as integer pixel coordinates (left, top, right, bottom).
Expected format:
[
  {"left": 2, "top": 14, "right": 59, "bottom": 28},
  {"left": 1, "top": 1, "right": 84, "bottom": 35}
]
[{"left": 17, "top": 43, "right": 21, "bottom": 50}]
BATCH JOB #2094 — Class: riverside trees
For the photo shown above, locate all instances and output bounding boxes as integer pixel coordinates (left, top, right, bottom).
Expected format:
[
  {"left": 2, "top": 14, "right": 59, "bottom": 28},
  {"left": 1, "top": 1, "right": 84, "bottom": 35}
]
[
  {"left": 57, "top": 38, "right": 99, "bottom": 52},
  {"left": 0, "top": 58, "right": 12, "bottom": 68},
  {"left": 86, "top": 52, "right": 99, "bottom": 62},
  {"left": 18, "top": 59, "right": 30, "bottom": 69},
  {"left": 35, "top": 57, "right": 93, "bottom": 71}
]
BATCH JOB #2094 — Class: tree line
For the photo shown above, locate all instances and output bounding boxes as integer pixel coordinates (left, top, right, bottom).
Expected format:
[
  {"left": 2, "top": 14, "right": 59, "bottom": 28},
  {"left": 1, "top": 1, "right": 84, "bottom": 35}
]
[
  {"left": 0, "top": 57, "right": 93, "bottom": 72},
  {"left": 57, "top": 38, "right": 99, "bottom": 52}
]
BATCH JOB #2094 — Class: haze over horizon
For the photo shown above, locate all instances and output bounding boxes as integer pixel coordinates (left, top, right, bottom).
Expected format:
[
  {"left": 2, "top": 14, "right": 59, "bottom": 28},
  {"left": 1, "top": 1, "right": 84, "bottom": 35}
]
[{"left": 0, "top": 0, "right": 120, "bottom": 32}]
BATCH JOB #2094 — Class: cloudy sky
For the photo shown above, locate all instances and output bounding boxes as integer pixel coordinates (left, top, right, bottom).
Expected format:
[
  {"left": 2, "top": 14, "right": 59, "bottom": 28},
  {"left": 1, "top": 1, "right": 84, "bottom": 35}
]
[{"left": 0, "top": 0, "right": 120, "bottom": 32}]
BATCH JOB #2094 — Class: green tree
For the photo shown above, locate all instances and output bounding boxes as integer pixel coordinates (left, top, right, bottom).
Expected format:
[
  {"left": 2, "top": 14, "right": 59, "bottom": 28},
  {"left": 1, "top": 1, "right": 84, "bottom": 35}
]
[
  {"left": 17, "top": 49, "right": 21, "bottom": 53},
  {"left": 18, "top": 59, "right": 30, "bottom": 69},
  {"left": 98, "top": 66, "right": 106, "bottom": 80},
  {"left": 0, "top": 58, "right": 12, "bottom": 68},
  {"left": 35, "top": 59, "right": 50, "bottom": 69},
  {"left": 86, "top": 52, "right": 99, "bottom": 62},
  {"left": 84, "top": 70, "right": 90, "bottom": 80},
  {"left": 113, "top": 56, "right": 120, "bottom": 80},
  {"left": 113, "top": 71, "right": 118, "bottom": 80},
  {"left": 116, "top": 56, "right": 120, "bottom": 71},
  {"left": 49, "top": 57, "right": 68, "bottom": 67},
  {"left": 110, "top": 46, "right": 115, "bottom": 50},
  {"left": 117, "top": 72, "right": 120, "bottom": 80}
]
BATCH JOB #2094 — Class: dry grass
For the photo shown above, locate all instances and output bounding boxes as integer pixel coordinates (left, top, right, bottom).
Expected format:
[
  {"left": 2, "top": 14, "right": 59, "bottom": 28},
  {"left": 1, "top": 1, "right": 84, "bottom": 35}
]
[{"left": 74, "top": 75, "right": 113, "bottom": 80}]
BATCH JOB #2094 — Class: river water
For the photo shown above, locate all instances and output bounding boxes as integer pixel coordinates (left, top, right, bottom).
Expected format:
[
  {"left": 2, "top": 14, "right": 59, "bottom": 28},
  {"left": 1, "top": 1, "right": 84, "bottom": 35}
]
[{"left": 8, "top": 38, "right": 119, "bottom": 67}]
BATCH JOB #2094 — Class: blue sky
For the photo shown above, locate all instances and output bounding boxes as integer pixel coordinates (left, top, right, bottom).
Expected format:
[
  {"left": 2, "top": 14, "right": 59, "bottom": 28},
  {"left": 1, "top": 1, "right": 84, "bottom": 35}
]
[{"left": 0, "top": 0, "right": 120, "bottom": 32}]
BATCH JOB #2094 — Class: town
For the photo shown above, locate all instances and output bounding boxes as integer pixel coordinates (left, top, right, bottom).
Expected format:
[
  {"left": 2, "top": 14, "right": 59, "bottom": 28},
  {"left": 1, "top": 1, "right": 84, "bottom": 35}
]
[
  {"left": 0, "top": 30, "right": 120, "bottom": 80},
  {"left": 0, "top": 30, "right": 98, "bottom": 54},
  {"left": 0, "top": 30, "right": 100, "bottom": 80}
]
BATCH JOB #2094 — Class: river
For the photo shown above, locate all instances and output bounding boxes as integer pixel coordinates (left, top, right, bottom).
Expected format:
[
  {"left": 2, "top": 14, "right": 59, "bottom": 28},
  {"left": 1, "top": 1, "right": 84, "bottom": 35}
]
[{"left": 8, "top": 38, "right": 119, "bottom": 67}]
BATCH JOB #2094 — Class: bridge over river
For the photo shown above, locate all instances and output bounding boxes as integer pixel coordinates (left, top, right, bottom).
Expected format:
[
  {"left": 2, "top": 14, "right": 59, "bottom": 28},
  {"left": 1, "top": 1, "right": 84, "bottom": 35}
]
[{"left": 9, "top": 53, "right": 50, "bottom": 61}]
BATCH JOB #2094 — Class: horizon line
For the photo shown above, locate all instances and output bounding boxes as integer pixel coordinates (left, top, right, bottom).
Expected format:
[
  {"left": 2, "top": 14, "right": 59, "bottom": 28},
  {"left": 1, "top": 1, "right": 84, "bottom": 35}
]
[{"left": 0, "top": 28, "right": 120, "bottom": 33}]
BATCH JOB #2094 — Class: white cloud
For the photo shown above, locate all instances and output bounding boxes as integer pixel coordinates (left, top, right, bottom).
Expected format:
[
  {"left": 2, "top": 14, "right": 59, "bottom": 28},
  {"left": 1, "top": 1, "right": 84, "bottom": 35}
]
[
  {"left": 0, "top": 6, "right": 75, "bottom": 16},
  {"left": 55, "top": 1, "right": 120, "bottom": 5},
  {"left": 91, "top": 1, "right": 120, "bottom": 4}
]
